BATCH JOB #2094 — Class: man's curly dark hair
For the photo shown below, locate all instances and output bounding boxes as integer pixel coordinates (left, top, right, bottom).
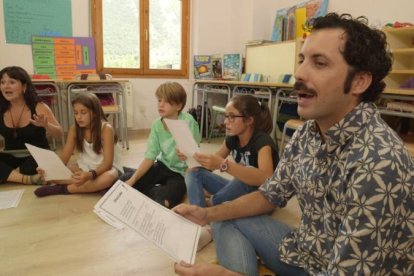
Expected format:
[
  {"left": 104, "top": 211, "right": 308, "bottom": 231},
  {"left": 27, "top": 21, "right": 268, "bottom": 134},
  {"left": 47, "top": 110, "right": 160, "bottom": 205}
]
[{"left": 307, "top": 13, "right": 392, "bottom": 102}]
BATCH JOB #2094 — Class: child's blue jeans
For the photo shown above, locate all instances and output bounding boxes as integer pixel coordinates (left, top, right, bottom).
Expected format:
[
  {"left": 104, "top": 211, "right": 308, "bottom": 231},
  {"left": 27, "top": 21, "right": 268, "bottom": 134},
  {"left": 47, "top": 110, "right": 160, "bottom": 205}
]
[{"left": 185, "top": 167, "right": 257, "bottom": 207}]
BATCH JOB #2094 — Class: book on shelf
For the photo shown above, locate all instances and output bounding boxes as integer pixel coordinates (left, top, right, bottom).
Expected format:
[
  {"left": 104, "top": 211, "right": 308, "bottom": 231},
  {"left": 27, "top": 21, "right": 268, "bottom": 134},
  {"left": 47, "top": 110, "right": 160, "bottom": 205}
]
[
  {"left": 295, "top": 6, "right": 307, "bottom": 39},
  {"left": 285, "top": 6, "right": 296, "bottom": 41},
  {"left": 211, "top": 54, "right": 223, "bottom": 79},
  {"left": 271, "top": 8, "right": 288, "bottom": 42},
  {"left": 304, "top": 0, "right": 329, "bottom": 19},
  {"left": 222, "top": 53, "right": 242, "bottom": 81},
  {"left": 193, "top": 55, "right": 213, "bottom": 79},
  {"left": 241, "top": 73, "right": 262, "bottom": 82},
  {"left": 271, "top": 0, "right": 329, "bottom": 42}
]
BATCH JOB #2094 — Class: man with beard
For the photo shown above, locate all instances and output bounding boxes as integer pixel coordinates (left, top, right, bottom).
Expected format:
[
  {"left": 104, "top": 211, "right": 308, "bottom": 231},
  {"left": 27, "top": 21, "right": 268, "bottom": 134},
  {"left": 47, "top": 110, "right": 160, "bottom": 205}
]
[{"left": 174, "top": 13, "right": 413, "bottom": 276}]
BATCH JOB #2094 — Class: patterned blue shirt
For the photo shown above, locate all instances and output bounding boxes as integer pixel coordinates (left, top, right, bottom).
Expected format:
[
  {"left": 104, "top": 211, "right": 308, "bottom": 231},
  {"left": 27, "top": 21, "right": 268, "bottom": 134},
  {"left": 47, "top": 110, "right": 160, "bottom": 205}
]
[{"left": 260, "top": 102, "right": 414, "bottom": 275}]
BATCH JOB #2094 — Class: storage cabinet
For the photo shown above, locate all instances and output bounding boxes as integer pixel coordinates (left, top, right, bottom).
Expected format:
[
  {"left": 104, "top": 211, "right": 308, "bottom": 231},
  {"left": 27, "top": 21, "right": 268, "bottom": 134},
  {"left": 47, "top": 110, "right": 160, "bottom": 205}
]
[
  {"left": 383, "top": 26, "right": 414, "bottom": 94},
  {"left": 380, "top": 26, "right": 414, "bottom": 155}
]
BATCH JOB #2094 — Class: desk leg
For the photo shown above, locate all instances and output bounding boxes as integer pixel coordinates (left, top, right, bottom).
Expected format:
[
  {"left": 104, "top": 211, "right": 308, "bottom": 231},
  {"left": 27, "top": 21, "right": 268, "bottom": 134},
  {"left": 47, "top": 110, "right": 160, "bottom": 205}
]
[
  {"left": 272, "top": 89, "right": 282, "bottom": 144},
  {"left": 119, "top": 86, "right": 129, "bottom": 149},
  {"left": 67, "top": 85, "right": 74, "bottom": 132},
  {"left": 200, "top": 90, "right": 206, "bottom": 138}
]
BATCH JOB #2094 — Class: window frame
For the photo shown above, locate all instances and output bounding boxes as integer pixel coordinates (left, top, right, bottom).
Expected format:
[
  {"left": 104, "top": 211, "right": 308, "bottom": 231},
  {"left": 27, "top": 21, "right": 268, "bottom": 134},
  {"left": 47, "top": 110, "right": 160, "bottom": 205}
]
[{"left": 91, "top": 0, "right": 190, "bottom": 78}]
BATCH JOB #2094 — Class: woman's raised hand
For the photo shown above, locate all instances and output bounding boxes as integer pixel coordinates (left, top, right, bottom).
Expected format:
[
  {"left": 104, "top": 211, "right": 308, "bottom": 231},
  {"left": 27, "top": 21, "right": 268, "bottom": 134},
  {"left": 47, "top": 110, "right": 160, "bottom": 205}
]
[{"left": 30, "top": 114, "right": 49, "bottom": 129}]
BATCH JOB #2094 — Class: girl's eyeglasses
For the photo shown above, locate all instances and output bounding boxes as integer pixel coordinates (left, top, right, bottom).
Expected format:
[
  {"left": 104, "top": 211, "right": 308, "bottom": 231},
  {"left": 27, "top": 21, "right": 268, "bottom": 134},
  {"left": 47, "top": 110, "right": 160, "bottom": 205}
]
[{"left": 224, "top": 114, "right": 245, "bottom": 122}]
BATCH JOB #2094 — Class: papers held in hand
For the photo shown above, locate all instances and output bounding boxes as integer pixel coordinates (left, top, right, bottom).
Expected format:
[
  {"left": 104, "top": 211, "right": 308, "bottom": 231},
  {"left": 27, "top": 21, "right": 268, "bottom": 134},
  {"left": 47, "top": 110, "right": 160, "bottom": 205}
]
[
  {"left": 24, "top": 143, "right": 72, "bottom": 181},
  {"left": 163, "top": 118, "right": 201, "bottom": 168},
  {"left": 94, "top": 180, "right": 201, "bottom": 264}
]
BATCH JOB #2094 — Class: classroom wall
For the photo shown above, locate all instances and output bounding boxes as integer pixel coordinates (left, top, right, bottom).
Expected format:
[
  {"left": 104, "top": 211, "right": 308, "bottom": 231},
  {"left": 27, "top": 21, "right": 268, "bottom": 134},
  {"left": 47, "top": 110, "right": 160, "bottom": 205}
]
[{"left": 0, "top": 0, "right": 413, "bottom": 130}]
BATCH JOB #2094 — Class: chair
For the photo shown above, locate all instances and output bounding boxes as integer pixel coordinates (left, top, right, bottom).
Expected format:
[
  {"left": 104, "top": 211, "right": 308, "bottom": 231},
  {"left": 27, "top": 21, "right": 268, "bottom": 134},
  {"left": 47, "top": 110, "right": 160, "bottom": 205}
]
[
  {"left": 208, "top": 105, "right": 226, "bottom": 142},
  {"left": 279, "top": 119, "right": 304, "bottom": 156},
  {"left": 33, "top": 82, "right": 65, "bottom": 149}
]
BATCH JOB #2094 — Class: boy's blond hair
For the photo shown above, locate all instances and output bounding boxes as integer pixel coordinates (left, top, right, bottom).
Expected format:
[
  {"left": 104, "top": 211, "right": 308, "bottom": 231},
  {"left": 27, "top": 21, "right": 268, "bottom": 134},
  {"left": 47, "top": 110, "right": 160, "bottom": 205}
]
[{"left": 155, "top": 82, "right": 187, "bottom": 113}]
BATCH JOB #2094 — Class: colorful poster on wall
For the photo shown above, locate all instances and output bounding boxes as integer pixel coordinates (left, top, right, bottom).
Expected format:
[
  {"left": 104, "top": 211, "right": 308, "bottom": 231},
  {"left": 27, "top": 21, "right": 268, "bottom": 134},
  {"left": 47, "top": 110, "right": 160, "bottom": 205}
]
[
  {"left": 32, "top": 36, "right": 97, "bottom": 80},
  {"left": 3, "top": 0, "right": 72, "bottom": 45}
]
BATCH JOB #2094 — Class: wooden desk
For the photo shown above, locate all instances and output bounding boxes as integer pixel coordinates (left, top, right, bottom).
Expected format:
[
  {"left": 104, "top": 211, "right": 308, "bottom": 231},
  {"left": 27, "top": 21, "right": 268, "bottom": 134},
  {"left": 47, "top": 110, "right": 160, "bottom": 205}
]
[
  {"left": 34, "top": 79, "right": 130, "bottom": 149},
  {"left": 192, "top": 81, "right": 231, "bottom": 138},
  {"left": 32, "top": 80, "right": 62, "bottom": 124},
  {"left": 63, "top": 80, "right": 129, "bottom": 149},
  {"left": 0, "top": 184, "right": 176, "bottom": 275},
  {"left": 272, "top": 88, "right": 414, "bottom": 156},
  {"left": 379, "top": 90, "right": 414, "bottom": 155}
]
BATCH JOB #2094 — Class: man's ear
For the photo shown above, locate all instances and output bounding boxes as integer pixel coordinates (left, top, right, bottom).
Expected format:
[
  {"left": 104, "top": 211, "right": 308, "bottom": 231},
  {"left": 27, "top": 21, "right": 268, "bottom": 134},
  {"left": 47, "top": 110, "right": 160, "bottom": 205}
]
[{"left": 351, "top": 71, "right": 372, "bottom": 96}]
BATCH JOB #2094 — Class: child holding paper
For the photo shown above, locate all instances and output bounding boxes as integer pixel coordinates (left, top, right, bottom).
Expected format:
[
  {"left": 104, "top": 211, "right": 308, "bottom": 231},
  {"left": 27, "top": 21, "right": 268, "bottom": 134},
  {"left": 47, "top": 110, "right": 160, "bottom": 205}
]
[
  {"left": 119, "top": 82, "right": 200, "bottom": 208},
  {"left": 184, "top": 94, "right": 279, "bottom": 207},
  {"left": 180, "top": 94, "right": 279, "bottom": 251},
  {"left": 34, "top": 93, "right": 123, "bottom": 197}
]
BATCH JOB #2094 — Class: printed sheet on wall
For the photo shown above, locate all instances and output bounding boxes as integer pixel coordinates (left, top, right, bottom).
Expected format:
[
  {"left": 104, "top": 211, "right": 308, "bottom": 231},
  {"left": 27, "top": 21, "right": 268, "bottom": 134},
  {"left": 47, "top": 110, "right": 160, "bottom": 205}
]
[{"left": 31, "top": 36, "right": 97, "bottom": 80}]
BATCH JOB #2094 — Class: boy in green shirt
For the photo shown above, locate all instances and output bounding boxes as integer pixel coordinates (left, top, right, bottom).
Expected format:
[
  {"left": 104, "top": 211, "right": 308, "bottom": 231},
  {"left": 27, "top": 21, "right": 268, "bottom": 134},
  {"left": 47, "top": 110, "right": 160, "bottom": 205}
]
[{"left": 121, "top": 82, "right": 200, "bottom": 208}]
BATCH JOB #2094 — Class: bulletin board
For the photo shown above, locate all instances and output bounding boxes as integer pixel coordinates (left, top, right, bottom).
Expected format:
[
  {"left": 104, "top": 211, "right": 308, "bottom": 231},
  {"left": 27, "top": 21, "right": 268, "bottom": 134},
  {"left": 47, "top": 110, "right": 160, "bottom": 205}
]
[
  {"left": 245, "top": 40, "right": 298, "bottom": 82},
  {"left": 3, "top": 0, "right": 72, "bottom": 45},
  {"left": 32, "top": 36, "right": 97, "bottom": 80}
]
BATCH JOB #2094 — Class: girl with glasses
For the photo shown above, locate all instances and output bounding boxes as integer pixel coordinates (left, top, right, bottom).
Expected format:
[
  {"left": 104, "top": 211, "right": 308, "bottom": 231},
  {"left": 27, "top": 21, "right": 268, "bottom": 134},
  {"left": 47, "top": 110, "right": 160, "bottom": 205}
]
[{"left": 181, "top": 94, "right": 279, "bottom": 250}]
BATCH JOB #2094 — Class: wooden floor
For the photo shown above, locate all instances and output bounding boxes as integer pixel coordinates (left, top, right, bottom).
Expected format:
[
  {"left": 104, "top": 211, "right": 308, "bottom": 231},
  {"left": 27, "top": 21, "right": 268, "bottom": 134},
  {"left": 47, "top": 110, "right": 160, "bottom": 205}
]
[
  {"left": 0, "top": 131, "right": 301, "bottom": 275},
  {"left": 0, "top": 131, "right": 219, "bottom": 276}
]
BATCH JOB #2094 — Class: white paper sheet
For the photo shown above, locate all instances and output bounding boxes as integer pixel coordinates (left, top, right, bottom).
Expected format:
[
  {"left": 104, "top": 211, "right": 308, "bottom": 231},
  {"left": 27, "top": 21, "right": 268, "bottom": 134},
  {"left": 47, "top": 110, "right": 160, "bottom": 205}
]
[
  {"left": 163, "top": 118, "right": 201, "bottom": 168},
  {"left": 94, "top": 180, "right": 201, "bottom": 264},
  {"left": 94, "top": 209, "right": 125, "bottom": 229},
  {"left": 25, "top": 143, "right": 73, "bottom": 181},
  {"left": 0, "top": 189, "right": 24, "bottom": 209}
]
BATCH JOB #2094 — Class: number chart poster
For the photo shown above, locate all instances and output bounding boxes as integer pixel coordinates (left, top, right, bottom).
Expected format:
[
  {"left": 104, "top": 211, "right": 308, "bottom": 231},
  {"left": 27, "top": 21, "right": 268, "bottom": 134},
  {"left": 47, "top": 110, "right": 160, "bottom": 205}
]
[
  {"left": 32, "top": 36, "right": 97, "bottom": 80},
  {"left": 3, "top": 0, "right": 72, "bottom": 45}
]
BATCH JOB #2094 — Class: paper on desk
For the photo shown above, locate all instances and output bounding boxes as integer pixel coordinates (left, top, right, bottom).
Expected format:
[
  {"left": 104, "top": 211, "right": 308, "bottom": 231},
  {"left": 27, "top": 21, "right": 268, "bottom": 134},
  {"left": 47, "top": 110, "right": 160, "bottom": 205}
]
[
  {"left": 25, "top": 143, "right": 73, "bottom": 181},
  {"left": 163, "top": 118, "right": 201, "bottom": 168},
  {"left": 94, "top": 180, "right": 201, "bottom": 264},
  {"left": 0, "top": 189, "right": 24, "bottom": 209}
]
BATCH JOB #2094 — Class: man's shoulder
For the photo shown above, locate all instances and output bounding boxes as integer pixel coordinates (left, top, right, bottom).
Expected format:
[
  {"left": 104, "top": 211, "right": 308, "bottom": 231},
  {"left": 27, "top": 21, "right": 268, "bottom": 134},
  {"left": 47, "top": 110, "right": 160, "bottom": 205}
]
[{"left": 349, "top": 112, "right": 413, "bottom": 166}]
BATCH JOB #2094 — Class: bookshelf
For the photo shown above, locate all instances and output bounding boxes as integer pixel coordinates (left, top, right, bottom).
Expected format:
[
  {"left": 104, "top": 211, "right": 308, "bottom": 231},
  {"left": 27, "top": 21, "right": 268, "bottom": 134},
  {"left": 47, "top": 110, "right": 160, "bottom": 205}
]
[
  {"left": 383, "top": 26, "right": 414, "bottom": 95},
  {"left": 381, "top": 27, "right": 414, "bottom": 154}
]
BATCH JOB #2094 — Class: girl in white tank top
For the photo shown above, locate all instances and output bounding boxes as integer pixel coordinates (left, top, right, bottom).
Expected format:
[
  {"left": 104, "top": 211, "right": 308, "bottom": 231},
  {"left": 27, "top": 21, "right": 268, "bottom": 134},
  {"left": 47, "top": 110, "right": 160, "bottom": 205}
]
[{"left": 35, "top": 93, "right": 123, "bottom": 197}]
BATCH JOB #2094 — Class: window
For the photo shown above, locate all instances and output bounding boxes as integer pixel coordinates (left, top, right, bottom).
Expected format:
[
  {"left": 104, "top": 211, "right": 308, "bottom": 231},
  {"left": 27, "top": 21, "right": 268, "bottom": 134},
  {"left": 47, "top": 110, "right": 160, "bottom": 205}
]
[{"left": 92, "top": 0, "right": 190, "bottom": 77}]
